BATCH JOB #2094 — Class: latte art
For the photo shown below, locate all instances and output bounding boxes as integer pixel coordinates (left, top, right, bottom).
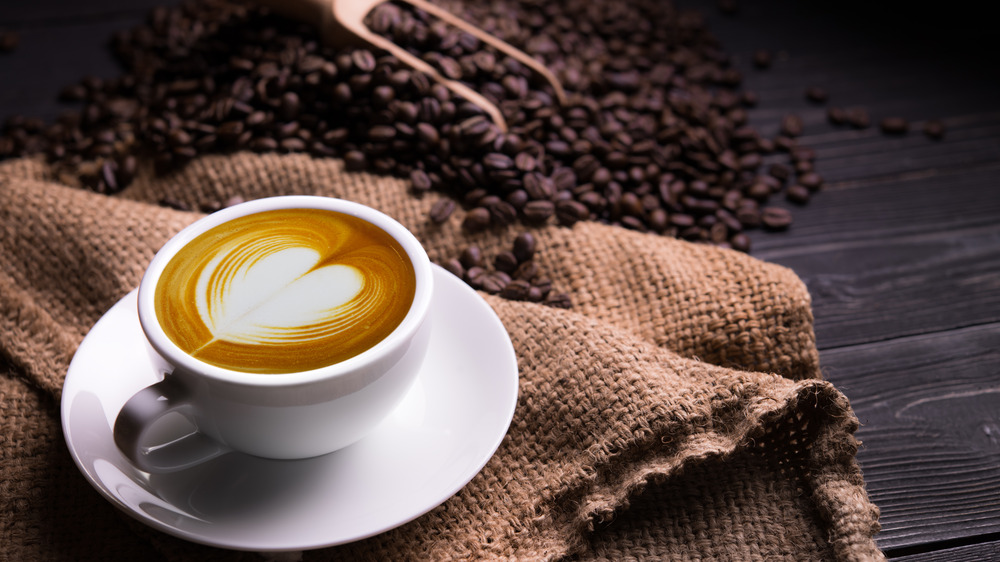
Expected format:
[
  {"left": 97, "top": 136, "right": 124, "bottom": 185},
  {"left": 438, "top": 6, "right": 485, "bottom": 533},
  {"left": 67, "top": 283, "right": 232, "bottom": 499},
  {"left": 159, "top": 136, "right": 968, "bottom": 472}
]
[{"left": 155, "top": 209, "right": 416, "bottom": 373}]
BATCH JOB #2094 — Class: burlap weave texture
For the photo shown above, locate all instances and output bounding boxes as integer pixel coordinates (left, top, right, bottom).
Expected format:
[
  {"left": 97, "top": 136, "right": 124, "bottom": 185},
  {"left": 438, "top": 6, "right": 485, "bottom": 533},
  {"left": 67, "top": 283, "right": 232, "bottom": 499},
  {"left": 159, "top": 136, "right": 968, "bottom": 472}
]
[{"left": 0, "top": 153, "right": 882, "bottom": 560}]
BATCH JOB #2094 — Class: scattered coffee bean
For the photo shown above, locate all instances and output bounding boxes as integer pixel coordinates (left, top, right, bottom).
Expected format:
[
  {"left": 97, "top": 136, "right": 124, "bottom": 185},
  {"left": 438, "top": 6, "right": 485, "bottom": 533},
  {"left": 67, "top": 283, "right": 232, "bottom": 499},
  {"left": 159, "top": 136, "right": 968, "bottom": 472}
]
[
  {"left": 410, "top": 169, "right": 432, "bottom": 193},
  {"left": 805, "top": 86, "right": 828, "bottom": 103},
  {"left": 780, "top": 114, "right": 803, "bottom": 137},
  {"left": 847, "top": 107, "right": 871, "bottom": 129},
  {"left": 494, "top": 251, "right": 519, "bottom": 274},
  {"left": 512, "top": 232, "right": 536, "bottom": 263},
  {"left": 459, "top": 246, "right": 483, "bottom": 269},
  {"left": 343, "top": 150, "right": 367, "bottom": 171},
  {"left": 428, "top": 197, "right": 456, "bottom": 224},
  {"left": 442, "top": 258, "right": 464, "bottom": 279},
  {"left": 785, "top": 184, "right": 811, "bottom": 205},
  {"left": 880, "top": 117, "right": 909, "bottom": 135},
  {"left": 761, "top": 207, "right": 793, "bottom": 231},
  {"left": 752, "top": 49, "right": 772, "bottom": 69},
  {"left": 827, "top": 107, "right": 847, "bottom": 126},
  {"left": 797, "top": 172, "right": 824, "bottom": 191},
  {"left": 522, "top": 200, "right": 554, "bottom": 224},
  {"left": 923, "top": 119, "right": 946, "bottom": 140},
  {"left": 0, "top": 31, "right": 18, "bottom": 53},
  {"left": 462, "top": 206, "right": 492, "bottom": 232}
]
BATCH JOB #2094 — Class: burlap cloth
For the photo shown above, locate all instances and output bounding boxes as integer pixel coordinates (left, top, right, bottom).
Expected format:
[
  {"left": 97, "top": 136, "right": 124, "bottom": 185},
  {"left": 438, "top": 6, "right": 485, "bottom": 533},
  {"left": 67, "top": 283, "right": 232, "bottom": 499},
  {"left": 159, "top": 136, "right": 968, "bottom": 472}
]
[{"left": 0, "top": 152, "right": 882, "bottom": 560}]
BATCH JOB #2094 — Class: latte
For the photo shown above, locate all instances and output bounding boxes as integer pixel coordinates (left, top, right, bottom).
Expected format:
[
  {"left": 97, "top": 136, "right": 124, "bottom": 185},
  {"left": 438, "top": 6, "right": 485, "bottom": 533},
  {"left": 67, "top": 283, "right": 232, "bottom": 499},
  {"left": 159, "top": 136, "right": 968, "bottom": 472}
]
[{"left": 154, "top": 208, "right": 416, "bottom": 373}]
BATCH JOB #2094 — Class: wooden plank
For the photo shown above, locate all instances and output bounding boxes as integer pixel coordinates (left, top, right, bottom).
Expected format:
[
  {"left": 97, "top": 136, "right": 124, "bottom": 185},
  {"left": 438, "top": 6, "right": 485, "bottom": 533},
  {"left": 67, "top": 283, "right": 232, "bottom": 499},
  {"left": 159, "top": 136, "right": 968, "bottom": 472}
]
[
  {"left": 890, "top": 538, "right": 1000, "bottom": 561},
  {"left": 820, "top": 323, "right": 1000, "bottom": 551},
  {"left": 752, "top": 224, "right": 1000, "bottom": 349},
  {"left": 748, "top": 159, "right": 1000, "bottom": 250}
]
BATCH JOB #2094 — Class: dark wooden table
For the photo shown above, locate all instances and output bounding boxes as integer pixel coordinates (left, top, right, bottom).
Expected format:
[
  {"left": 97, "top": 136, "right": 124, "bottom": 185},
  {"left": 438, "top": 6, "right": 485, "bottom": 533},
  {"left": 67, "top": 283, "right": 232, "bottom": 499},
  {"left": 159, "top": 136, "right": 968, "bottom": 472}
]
[{"left": 2, "top": 1, "right": 998, "bottom": 559}]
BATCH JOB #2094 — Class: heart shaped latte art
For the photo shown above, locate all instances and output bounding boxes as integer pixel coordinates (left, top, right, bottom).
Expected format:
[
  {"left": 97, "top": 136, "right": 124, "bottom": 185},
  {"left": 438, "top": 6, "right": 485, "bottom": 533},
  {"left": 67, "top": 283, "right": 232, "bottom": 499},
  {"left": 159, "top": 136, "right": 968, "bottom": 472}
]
[
  {"left": 155, "top": 209, "right": 416, "bottom": 373},
  {"left": 197, "top": 243, "right": 367, "bottom": 345}
]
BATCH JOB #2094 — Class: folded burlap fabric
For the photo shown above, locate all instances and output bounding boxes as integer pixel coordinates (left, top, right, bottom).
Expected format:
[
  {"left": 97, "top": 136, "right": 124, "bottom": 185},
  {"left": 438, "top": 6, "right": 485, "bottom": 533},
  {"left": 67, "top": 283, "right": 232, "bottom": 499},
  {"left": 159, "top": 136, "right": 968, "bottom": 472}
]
[{"left": 0, "top": 153, "right": 882, "bottom": 560}]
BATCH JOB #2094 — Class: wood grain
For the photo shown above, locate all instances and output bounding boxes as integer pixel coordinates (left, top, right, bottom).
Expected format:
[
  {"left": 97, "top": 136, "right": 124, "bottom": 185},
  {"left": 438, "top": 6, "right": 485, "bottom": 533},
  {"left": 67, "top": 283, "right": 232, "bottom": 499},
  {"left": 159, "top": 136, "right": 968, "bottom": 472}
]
[
  {"left": 821, "top": 323, "right": 1000, "bottom": 551},
  {"left": 891, "top": 538, "right": 1000, "bottom": 561}
]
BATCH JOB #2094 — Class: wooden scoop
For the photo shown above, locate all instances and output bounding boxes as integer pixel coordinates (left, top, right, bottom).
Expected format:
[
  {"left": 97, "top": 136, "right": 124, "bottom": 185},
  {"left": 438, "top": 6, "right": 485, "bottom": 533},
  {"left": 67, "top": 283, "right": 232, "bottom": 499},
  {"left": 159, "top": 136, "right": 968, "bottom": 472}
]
[{"left": 256, "top": 0, "right": 567, "bottom": 132}]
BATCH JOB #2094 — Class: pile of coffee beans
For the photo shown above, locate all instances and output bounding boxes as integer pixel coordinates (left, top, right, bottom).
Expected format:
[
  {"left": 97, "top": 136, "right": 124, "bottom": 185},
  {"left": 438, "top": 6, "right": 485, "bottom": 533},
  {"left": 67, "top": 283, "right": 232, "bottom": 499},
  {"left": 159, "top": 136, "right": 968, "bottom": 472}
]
[{"left": 0, "top": 0, "right": 861, "bottom": 306}]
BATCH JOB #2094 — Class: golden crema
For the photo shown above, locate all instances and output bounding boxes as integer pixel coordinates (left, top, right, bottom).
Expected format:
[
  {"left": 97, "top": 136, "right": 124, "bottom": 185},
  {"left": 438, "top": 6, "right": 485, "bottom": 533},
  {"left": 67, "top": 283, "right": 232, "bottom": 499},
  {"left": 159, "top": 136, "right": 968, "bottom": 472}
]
[{"left": 155, "top": 208, "right": 416, "bottom": 374}]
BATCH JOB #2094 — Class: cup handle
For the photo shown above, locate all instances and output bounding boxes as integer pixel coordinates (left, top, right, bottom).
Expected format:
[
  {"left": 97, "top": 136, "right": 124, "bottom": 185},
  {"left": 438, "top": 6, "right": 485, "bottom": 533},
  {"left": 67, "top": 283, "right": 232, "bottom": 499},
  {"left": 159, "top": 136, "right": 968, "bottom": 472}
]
[{"left": 113, "top": 376, "right": 229, "bottom": 473}]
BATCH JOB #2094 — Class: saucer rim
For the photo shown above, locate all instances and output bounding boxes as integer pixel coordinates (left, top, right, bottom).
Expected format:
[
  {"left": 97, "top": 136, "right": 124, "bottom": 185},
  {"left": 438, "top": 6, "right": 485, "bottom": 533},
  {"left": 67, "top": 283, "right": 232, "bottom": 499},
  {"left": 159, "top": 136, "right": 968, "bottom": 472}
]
[{"left": 60, "top": 264, "right": 518, "bottom": 551}]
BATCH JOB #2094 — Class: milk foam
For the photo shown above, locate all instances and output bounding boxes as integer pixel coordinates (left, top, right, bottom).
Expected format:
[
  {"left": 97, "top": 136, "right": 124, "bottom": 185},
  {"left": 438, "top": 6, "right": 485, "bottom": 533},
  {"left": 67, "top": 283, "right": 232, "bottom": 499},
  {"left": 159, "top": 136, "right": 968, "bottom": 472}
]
[
  {"left": 196, "top": 246, "right": 364, "bottom": 345},
  {"left": 155, "top": 208, "right": 416, "bottom": 373}
]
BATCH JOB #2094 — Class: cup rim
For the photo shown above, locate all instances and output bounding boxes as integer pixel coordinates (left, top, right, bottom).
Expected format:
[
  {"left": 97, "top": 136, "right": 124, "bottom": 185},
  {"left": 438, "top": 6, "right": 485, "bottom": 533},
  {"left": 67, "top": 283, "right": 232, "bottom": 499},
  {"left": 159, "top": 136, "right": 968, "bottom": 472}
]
[{"left": 136, "top": 195, "right": 434, "bottom": 387}]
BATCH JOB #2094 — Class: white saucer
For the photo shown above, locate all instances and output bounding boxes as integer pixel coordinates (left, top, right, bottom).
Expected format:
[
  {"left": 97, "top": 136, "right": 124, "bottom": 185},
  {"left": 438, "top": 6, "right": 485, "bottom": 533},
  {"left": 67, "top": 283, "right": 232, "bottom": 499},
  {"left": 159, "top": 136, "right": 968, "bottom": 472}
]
[{"left": 61, "top": 265, "right": 518, "bottom": 552}]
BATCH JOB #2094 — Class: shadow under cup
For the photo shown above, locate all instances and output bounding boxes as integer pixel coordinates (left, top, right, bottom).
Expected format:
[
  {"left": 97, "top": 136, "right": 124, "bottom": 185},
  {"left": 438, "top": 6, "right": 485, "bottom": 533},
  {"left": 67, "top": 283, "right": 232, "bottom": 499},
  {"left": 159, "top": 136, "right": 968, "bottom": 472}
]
[{"left": 115, "top": 196, "right": 435, "bottom": 472}]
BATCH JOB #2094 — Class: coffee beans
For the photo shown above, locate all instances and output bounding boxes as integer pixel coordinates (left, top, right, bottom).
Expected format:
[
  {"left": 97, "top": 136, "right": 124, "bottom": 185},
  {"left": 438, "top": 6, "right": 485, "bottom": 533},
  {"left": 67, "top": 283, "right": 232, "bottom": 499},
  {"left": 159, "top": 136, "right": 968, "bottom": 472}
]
[
  {"left": 923, "top": 119, "right": 946, "bottom": 140},
  {"left": 805, "top": 86, "right": 828, "bottom": 103},
  {"left": 0, "top": 0, "right": 827, "bottom": 257},
  {"left": 0, "top": 30, "right": 18, "bottom": 53},
  {"left": 5, "top": 0, "right": 953, "bottom": 305},
  {"left": 761, "top": 207, "right": 793, "bottom": 231},
  {"left": 445, "top": 233, "right": 570, "bottom": 308},
  {"left": 880, "top": 117, "right": 909, "bottom": 135}
]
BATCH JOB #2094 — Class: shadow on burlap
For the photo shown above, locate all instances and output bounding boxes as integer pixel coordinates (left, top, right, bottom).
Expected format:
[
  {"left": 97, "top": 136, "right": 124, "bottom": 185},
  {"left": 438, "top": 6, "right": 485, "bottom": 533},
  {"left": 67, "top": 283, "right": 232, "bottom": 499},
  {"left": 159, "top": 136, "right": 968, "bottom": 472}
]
[{"left": 0, "top": 153, "right": 882, "bottom": 561}]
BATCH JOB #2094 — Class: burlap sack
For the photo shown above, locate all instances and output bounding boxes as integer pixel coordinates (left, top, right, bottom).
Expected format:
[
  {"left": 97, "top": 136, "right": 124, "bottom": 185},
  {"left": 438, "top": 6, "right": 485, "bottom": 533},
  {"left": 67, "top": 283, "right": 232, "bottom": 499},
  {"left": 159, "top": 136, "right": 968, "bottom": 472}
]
[{"left": 0, "top": 153, "right": 882, "bottom": 561}]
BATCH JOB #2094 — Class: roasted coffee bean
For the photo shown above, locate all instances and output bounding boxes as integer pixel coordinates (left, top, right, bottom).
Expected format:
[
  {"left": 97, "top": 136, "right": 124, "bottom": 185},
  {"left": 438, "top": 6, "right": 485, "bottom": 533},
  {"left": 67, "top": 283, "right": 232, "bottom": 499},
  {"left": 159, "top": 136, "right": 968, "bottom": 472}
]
[
  {"left": 487, "top": 199, "right": 518, "bottom": 225},
  {"left": 251, "top": 137, "right": 278, "bottom": 152},
  {"left": 923, "top": 119, "right": 946, "bottom": 140},
  {"left": 555, "top": 199, "right": 589, "bottom": 226},
  {"left": 483, "top": 152, "right": 513, "bottom": 170},
  {"left": 514, "top": 152, "right": 537, "bottom": 172},
  {"left": 494, "top": 251, "right": 519, "bottom": 274},
  {"left": 158, "top": 197, "right": 191, "bottom": 211},
  {"left": 514, "top": 260, "right": 539, "bottom": 281},
  {"left": 752, "top": 49, "right": 772, "bottom": 69},
  {"left": 464, "top": 266, "right": 485, "bottom": 289},
  {"left": 510, "top": 233, "right": 536, "bottom": 263},
  {"left": 780, "top": 114, "right": 803, "bottom": 137},
  {"left": 798, "top": 172, "right": 824, "bottom": 191},
  {"left": 736, "top": 205, "right": 761, "bottom": 228},
  {"left": 462, "top": 206, "right": 492, "bottom": 232},
  {"left": 785, "top": 184, "right": 811, "bottom": 205},
  {"left": 350, "top": 49, "right": 376, "bottom": 73},
  {"left": 730, "top": 232, "right": 751, "bottom": 252},
  {"left": 410, "top": 169, "right": 432, "bottom": 193},
  {"left": 0, "top": 31, "right": 19, "bottom": 53},
  {"left": 499, "top": 279, "right": 532, "bottom": 300},
  {"left": 847, "top": 107, "right": 871, "bottom": 129},
  {"left": 442, "top": 258, "right": 464, "bottom": 279},
  {"left": 791, "top": 146, "right": 816, "bottom": 163},
  {"left": 343, "top": 150, "right": 367, "bottom": 171},
  {"left": 805, "top": 86, "right": 828, "bottom": 103},
  {"left": 429, "top": 197, "right": 456, "bottom": 223},
  {"left": 279, "top": 137, "right": 305, "bottom": 152},
  {"left": 545, "top": 292, "right": 573, "bottom": 309},
  {"left": 761, "top": 206, "right": 793, "bottom": 231},
  {"left": 768, "top": 163, "right": 791, "bottom": 183},
  {"left": 827, "top": 107, "right": 847, "bottom": 126},
  {"left": 459, "top": 246, "right": 483, "bottom": 269},
  {"left": 522, "top": 200, "right": 555, "bottom": 224},
  {"left": 880, "top": 117, "right": 909, "bottom": 135}
]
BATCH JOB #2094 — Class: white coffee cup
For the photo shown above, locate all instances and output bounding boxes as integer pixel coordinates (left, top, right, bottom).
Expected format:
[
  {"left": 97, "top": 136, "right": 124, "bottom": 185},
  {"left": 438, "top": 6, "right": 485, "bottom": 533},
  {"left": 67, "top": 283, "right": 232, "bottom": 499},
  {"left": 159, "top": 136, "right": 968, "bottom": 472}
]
[{"left": 113, "top": 196, "right": 434, "bottom": 473}]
